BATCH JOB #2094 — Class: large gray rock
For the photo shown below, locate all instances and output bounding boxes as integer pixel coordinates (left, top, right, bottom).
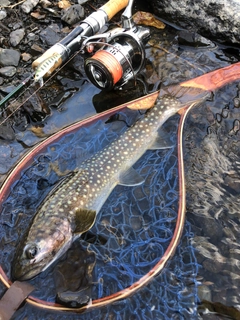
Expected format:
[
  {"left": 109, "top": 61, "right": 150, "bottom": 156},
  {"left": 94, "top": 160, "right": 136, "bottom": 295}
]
[{"left": 149, "top": 0, "right": 240, "bottom": 44}]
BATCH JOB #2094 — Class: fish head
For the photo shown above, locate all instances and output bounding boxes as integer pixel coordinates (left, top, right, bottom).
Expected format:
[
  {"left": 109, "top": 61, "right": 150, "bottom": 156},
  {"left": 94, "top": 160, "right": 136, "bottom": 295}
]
[{"left": 12, "top": 216, "right": 73, "bottom": 280}]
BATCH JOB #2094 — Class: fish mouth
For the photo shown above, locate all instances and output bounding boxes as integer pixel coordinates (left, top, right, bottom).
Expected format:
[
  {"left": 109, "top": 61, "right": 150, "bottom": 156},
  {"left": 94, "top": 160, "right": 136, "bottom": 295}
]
[{"left": 12, "top": 262, "right": 44, "bottom": 281}]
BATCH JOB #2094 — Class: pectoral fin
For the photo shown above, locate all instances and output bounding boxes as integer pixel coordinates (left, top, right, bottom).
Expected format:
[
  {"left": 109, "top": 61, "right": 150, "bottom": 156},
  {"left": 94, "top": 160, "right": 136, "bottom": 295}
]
[
  {"left": 149, "top": 129, "right": 173, "bottom": 150},
  {"left": 119, "top": 167, "right": 144, "bottom": 186},
  {"left": 74, "top": 209, "right": 96, "bottom": 234}
]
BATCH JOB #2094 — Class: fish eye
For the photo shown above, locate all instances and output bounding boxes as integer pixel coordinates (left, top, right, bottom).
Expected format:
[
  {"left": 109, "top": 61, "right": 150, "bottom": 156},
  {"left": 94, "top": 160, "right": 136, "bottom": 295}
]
[{"left": 24, "top": 244, "right": 38, "bottom": 260}]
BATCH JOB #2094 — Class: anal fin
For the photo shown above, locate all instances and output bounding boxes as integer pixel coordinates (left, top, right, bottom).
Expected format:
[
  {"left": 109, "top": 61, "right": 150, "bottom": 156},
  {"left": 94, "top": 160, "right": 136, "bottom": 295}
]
[
  {"left": 119, "top": 167, "right": 144, "bottom": 186},
  {"left": 149, "top": 128, "right": 174, "bottom": 150}
]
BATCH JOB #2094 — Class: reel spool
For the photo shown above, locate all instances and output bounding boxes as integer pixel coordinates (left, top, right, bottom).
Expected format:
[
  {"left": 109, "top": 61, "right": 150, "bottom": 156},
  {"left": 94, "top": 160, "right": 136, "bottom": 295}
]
[{"left": 84, "top": 28, "right": 150, "bottom": 90}]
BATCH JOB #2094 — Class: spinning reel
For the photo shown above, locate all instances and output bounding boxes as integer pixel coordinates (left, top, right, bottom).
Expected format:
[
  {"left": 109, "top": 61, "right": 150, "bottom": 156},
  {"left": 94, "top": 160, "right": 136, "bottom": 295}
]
[
  {"left": 32, "top": 0, "right": 150, "bottom": 91},
  {"left": 0, "top": 0, "right": 151, "bottom": 109},
  {"left": 82, "top": 1, "right": 150, "bottom": 90}
]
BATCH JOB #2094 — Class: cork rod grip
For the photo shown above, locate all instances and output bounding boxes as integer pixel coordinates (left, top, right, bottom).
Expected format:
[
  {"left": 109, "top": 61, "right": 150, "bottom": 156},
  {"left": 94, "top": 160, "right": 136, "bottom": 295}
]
[{"left": 101, "top": 0, "right": 129, "bottom": 20}]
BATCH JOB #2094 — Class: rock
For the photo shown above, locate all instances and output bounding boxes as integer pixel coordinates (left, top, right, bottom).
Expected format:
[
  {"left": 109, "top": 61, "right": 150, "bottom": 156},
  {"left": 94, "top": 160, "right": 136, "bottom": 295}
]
[
  {"left": 21, "top": 0, "right": 40, "bottom": 13},
  {"left": 21, "top": 52, "right": 32, "bottom": 61},
  {"left": 0, "top": 0, "right": 10, "bottom": 5},
  {"left": 9, "top": 28, "right": 25, "bottom": 47},
  {"left": 78, "top": 0, "right": 88, "bottom": 4},
  {"left": 39, "top": 24, "right": 61, "bottom": 46},
  {"left": 30, "top": 43, "right": 44, "bottom": 55},
  {"left": 0, "top": 66, "right": 17, "bottom": 77},
  {"left": 149, "top": 0, "right": 240, "bottom": 44},
  {"left": 0, "top": 9, "right": 7, "bottom": 20},
  {"left": 0, "top": 85, "right": 16, "bottom": 94},
  {"left": 176, "top": 30, "right": 214, "bottom": 47},
  {"left": 40, "top": 0, "right": 52, "bottom": 8},
  {"left": 61, "top": 4, "right": 84, "bottom": 25},
  {"left": 0, "top": 48, "right": 20, "bottom": 67},
  {"left": 198, "top": 285, "right": 212, "bottom": 302}
]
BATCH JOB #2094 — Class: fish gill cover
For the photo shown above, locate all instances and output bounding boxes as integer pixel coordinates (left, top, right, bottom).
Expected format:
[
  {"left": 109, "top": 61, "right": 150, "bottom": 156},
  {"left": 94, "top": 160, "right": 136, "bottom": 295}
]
[{"left": 0, "top": 109, "right": 199, "bottom": 319}]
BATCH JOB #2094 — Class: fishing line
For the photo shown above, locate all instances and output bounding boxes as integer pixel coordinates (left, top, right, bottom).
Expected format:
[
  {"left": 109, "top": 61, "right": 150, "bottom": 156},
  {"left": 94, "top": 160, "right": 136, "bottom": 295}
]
[
  {"left": 0, "top": 38, "right": 136, "bottom": 128},
  {"left": 0, "top": 49, "right": 82, "bottom": 127}
]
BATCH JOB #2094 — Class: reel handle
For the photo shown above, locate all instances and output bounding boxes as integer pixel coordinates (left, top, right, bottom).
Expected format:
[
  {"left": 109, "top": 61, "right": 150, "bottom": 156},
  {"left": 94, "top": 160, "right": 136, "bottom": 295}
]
[{"left": 32, "top": 0, "right": 129, "bottom": 74}]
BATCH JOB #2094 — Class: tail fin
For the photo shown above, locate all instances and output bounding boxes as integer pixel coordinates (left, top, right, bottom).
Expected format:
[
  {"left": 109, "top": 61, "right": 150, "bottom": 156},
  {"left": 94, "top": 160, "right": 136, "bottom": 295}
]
[{"left": 159, "top": 84, "right": 211, "bottom": 106}]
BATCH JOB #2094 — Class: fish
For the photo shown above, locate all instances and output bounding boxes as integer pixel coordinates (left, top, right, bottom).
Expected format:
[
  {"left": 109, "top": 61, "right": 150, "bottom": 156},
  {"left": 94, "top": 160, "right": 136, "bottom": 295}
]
[
  {"left": 34, "top": 53, "right": 61, "bottom": 85},
  {"left": 12, "top": 86, "right": 209, "bottom": 281}
]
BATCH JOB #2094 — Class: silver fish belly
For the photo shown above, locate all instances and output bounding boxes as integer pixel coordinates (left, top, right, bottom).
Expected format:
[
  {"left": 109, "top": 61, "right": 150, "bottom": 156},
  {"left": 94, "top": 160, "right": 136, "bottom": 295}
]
[{"left": 12, "top": 90, "right": 207, "bottom": 280}]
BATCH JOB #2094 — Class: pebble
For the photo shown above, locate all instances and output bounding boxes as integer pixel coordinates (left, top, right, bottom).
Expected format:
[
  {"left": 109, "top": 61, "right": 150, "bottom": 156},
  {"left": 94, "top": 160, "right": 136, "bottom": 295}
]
[
  {"left": 0, "top": 48, "right": 21, "bottom": 67},
  {"left": 234, "top": 97, "right": 240, "bottom": 108},
  {"left": 40, "top": 0, "right": 52, "bottom": 8},
  {"left": 61, "top": 4, "right": 84, "bottom": 25},
  {"left": 27, "top": 32, "right": 38, "bottom": 42},
  {"left": 21, "top": 0, "right": 40, "bottom": 14},
  {"left": 30, "top": 43, "right": 44, "bottom": 55},
  {"left": 0, "top": 9, "right": 7, "bottom": 21},
  {"left": 198, "top": 285, "right": 212, "bottom": 302},
  {"left": 0, "top": 0, "right": 10, "bottom": 5},
  {"left": 0, "top": 85, "right": 16, "bottom": 94},
  {"left": 78, "top": 0, "right": 89, "bottom": 4},
  {"left": 40, "top": 25, "right": 61, "bottom": 46},
  {"left": 0, "top": 66, "right": 17, "bottom": 78},
  {"left": 9, "top": 28, "right": 25, "bottom": 47},
  {"left": 21, "top": 52, "right": 32, "bottom": 62}
]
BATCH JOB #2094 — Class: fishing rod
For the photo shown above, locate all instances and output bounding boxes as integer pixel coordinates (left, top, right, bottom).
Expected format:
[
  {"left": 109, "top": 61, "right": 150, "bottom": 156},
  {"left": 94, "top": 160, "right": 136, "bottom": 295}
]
[{"left": 0, "top": 0, "right": 150, "bottom": 109}]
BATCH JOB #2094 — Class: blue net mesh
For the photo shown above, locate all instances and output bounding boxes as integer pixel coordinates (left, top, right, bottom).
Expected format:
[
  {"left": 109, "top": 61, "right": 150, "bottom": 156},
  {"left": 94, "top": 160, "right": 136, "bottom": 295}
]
[{"left": 0, "top": 111, "right": 200, "bottom": 319}]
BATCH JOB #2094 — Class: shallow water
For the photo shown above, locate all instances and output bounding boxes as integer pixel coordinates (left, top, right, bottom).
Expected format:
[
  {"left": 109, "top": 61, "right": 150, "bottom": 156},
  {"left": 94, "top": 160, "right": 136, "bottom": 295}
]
[{"left": 0, "top": 21, "right": 240, "bottom": 319}]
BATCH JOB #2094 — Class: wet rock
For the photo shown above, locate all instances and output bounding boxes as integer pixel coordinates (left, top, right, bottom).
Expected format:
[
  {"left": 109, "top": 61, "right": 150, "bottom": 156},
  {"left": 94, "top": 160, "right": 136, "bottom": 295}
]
[
  {"left": 203, "top": 258, "right": 224, "bottom": 274},
  {"left": 0, "top": 48, "right": 20, "bottom": 67},
  {"left": 176, "top": 30, "right": 214, "bottom": 47},
  {"left": 56, "top": 290, "right": 90, "bottom": 308},
  {"left": 39, "top": 25, "right": 61, "bottom": 46},
  {"left": 0, "top": 66, "right": 16, "bottom": 77},
  {"left": 61, "top": 4, "right": 84, "bottom": 25},
  {"left": 198, "top": 285, "right": 212, "bottom": 302},
  {"left": 0, "top": 9, "right": 7, "bottom": 20},
  {"left": 0, "top": 123, "right": 15, "bottom": 141},
  {"left": 233, "top": 97, "right": 240, "bottom": 108},
  {"left": 0, "top": 144, "right": 13, "bottom": 173},
  {"left": 9, "top": 28, "right": 25, "bottom": 47},
  {"left": 149, "top": 0, "right": 240, "bottom": 44},
  {"left": 21, "top": 0, "right": 39, "bottom": 13}
]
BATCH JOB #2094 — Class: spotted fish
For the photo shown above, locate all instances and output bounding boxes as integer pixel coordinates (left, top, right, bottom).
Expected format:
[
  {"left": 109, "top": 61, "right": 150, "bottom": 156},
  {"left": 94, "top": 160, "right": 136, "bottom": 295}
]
[{"left": 12, "top": 86, "right": 208, "bottom": 280}]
